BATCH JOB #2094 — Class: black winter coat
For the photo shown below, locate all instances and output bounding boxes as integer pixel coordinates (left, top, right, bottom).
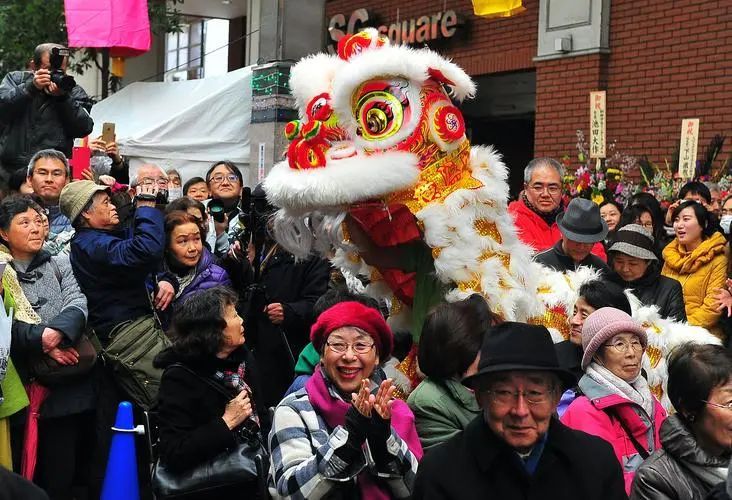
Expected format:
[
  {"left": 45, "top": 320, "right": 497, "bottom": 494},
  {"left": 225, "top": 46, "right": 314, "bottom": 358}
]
[
  {"left": 153, "top": 346, "right": 265, "bottom": 471},
  {"left": 607, "top": 263, "right": 687, "bottom": 322},
  {"left": 631, "top": 415, "right": 729, "bottom": 500},
  {"left": 0, "top": 71, "right": 93, "bottom": 173},
  {"left": 413, "top": 415, "right": 627, "bottom": 500},
  {"left": 249, "top": 244, "right": 330, "bottom": 408},
  {"left": 535, "top": 241, "right": 609, "bottom": 274}
]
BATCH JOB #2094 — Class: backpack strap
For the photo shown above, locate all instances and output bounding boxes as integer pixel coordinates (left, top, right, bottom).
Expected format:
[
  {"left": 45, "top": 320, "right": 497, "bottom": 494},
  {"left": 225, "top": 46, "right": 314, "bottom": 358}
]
[{"left": 607, "top": 406, "right": 651, "bottom": 459}]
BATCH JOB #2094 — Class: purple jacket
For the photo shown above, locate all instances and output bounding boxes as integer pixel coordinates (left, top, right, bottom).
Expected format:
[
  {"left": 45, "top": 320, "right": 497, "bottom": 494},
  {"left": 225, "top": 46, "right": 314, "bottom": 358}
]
[{"left": 177, "top": 247, "right": 231, "bottom": 301}]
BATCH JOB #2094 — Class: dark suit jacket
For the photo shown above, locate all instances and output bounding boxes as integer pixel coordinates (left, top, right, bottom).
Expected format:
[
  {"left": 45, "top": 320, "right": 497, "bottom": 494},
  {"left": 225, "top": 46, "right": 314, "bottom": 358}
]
[{"left": 413, "top": 415, "right": 627, "bottom": 500}]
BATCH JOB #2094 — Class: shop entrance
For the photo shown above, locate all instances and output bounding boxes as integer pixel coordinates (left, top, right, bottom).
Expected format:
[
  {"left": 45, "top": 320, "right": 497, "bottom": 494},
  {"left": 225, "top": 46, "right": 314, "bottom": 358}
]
[{"left": 462, "top": 70, "right": 536, "bottom": 198}]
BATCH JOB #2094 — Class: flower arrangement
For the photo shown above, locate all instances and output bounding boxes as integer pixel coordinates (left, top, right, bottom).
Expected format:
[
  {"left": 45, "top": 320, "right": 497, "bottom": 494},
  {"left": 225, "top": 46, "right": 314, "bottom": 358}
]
[{"left": 562, "top": 130, "right": 637, "bottom": 206}]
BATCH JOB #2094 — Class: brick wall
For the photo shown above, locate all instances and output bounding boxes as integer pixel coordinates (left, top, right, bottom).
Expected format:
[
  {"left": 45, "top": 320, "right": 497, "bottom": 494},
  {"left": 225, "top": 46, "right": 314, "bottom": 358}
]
[
  {"left": 326, "top": 0, "right": 732, "bottom": 170},
  {"left": 325, "top": 0, "right": 539, "bottom": 74},
  {"left": 534, "top": 0, "right": 732, "bottom": 165}
]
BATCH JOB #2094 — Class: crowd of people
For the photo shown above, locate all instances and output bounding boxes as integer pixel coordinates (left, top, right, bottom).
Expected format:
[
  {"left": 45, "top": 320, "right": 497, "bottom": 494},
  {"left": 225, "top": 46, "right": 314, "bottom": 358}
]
[{"left": 0, "top": 43, "right": 732, "bottom": 500}]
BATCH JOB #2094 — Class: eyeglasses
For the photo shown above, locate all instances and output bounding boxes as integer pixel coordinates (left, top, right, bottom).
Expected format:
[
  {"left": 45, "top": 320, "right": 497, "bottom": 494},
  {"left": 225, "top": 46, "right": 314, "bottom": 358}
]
[
  {"left": 702, "top": 400, "right": 732, "bottom": 410},
  {"left": 139, "top": 177, "right": 169, "bottom": 187},
  {"left": 483, "top": 388, "right": 553, "bottom": 406},
  {"left": 325, "top": 340, "right": 375, "bottom": 354},
  {"left": 603, "top": 339, "right": 643, "bottom": 354},
  {"left": 528, "top": 183, "right": 561, "bottom": 195},
  {"left": 210, "top": 174, "right": 240, "bottom": 185}
]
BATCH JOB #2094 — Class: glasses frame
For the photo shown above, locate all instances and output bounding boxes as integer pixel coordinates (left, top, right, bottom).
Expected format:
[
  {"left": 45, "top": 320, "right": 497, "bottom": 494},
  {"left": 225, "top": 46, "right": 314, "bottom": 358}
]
[
  {"left": 139, "top": 177, "right": 169, "bottom": 188},
  {"left": 325, "top": 340, "right": 375, "bottom": 355},
  {"left": 603, "top": 339, "right": 644, "bottom": 354},
  {"left": 210, "top": 174, "right": 240, "bottom": 185},
  {"left": 702, "top": 400, "right": 732, "bottom": 410},
  {"left": 482, "top": 388, "right": 553, "bottom": 406},
  {"left": 527, "top": 183, "right": 562, "bottom": 196}
]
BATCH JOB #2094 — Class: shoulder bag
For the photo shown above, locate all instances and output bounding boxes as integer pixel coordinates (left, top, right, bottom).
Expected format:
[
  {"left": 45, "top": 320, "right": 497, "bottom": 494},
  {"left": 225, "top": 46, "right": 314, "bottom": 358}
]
[{"left": 151, "top": 363, "right": 267, "bottom": 499}]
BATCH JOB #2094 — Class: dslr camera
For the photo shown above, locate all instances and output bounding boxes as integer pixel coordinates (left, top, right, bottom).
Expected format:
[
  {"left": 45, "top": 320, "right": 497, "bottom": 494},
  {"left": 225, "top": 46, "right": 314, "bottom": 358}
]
[{"left": 48, "top": 47, "right": 76, "bottom": 92}]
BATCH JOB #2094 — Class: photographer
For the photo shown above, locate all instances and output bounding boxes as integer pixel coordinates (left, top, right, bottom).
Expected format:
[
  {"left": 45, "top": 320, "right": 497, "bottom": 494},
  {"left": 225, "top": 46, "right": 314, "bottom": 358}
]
[
  {"left": 0, "top": 43, "right": 93, "bottom": 181},
  {"left": 235, "top": 185, "right": 330, "bottom": 408}
]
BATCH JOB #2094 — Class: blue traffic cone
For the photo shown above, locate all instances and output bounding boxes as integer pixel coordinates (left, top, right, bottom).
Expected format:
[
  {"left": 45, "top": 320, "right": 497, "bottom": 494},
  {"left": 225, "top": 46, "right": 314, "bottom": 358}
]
[{"left": 101, "top": 401, "right": 141, "bottom": 500}]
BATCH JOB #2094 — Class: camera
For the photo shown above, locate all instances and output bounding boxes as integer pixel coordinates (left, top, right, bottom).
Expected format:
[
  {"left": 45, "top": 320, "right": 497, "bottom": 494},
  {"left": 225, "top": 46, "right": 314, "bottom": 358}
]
[
  {"left": 48, "top": 47, "right": 76, "bottom": 92},
  {"left": 208, "top": 199, "right": 227, "bottom": 223}
]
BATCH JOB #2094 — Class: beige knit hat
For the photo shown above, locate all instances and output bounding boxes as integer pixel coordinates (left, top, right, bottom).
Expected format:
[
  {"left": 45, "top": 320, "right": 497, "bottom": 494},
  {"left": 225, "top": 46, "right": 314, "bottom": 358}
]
[{"left": 59, "top": 180, "right": 110, "bottom": 224}]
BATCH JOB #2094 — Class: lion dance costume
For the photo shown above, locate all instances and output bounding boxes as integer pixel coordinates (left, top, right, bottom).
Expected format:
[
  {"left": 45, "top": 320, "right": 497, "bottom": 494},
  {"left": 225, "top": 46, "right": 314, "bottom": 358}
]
[{"left": 264, "top": 29, "right": 718, "bottom": 409}]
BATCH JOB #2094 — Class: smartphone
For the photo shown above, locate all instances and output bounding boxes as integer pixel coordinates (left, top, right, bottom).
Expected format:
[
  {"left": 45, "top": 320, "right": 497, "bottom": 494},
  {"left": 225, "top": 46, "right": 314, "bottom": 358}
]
[
  {"left": 71, "top": 146, "right": 90, "bottom": 180},
  {"left": 102, "top": 122, "right": 116, "bottom": 144}
]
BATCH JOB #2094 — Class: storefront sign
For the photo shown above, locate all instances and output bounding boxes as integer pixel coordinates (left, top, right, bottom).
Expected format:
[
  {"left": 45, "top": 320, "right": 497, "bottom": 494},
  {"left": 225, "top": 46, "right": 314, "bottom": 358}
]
[
  {"left": 589, "top": 91, "right": 606, "bottom": 159},
  {"left": 328, "top": 9, "right": 461, "bottom": 48},
  {"left": 678, "top": 118, "right": 700, "bottom": 180}
]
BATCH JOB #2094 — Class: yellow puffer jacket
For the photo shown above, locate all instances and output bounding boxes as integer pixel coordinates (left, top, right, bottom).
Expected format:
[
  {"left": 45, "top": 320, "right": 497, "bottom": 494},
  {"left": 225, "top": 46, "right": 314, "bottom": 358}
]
[{"left": 662, "top": 231, "right": 728, "bottom": 338}]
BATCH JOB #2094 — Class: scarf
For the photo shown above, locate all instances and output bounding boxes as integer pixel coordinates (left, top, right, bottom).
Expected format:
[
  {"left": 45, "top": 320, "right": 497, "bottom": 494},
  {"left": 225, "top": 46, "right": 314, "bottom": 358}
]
[
  {"left": 586, "top": 362, "right": 655, "bottom": 418},
  {"left": 522, "top": 192, "right": 563, "bottom": 226},
  {"left": 213, "top": 359, "right": 259, "bottom": 426},
  {"left": 305, "top": 367, "right": 423, "bottom": 499}
]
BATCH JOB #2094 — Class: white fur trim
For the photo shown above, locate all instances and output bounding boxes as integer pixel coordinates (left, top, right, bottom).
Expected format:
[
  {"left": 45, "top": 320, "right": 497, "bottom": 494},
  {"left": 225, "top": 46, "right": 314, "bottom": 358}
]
[
  {"left": 263, "top": 152, "right": 420, "bottom": 213},
  {"left": 288, "top": 54, "right": 344, "bottom": 120}
]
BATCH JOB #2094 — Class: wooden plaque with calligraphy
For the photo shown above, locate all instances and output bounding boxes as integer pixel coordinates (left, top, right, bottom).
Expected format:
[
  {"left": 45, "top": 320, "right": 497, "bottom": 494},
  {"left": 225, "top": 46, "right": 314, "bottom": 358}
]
[
  {"left": 678, "top": 118, "right": 700, "bottom": 181},
  {"left": 589, "top": 91, "right": 606, "bottom": 159}
]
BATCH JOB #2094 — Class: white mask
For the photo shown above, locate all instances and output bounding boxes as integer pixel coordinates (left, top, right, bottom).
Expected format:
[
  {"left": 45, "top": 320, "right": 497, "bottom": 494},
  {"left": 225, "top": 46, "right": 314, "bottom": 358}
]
[
  {"left": 720, "top": 215, "right": 732, "bottom": 234},
  {"left": 167, "top": 187, "right": 183, "bottom": 201}
]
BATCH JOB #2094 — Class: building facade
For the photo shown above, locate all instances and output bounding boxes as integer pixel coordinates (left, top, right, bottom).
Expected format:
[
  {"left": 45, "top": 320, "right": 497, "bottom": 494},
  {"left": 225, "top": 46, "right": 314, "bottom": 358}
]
[{"left": 325, "top": 0, "right": 732, "bottom": 192}]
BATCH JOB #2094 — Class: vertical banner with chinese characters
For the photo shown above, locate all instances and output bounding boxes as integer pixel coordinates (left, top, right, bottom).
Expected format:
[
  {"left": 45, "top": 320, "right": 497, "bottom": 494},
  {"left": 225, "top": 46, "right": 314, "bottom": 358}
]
[
  {"left": 678, "top": 119, "right": 700, "bottom": 181},
  {"left": 589, "top": 91, "right": 606, "bottom": 159}
]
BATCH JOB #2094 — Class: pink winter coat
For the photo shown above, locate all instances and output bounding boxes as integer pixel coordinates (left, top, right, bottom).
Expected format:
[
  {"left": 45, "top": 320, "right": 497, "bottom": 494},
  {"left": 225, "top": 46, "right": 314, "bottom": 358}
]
[{"left": 561, "top": 390, "right": 667, "bottom": 495}]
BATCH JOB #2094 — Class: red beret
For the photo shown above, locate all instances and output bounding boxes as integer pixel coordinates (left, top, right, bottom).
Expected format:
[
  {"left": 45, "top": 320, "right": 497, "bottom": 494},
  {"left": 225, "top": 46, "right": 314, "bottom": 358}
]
[{"left": 310, "top": 301, "right": 393, "bottom": 359}]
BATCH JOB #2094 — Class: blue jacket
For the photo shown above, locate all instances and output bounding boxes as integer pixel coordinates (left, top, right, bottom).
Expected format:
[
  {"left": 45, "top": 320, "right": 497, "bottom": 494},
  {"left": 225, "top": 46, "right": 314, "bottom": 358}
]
[{"left": 70, "top": 207, "right": 165, "bottom": 338}]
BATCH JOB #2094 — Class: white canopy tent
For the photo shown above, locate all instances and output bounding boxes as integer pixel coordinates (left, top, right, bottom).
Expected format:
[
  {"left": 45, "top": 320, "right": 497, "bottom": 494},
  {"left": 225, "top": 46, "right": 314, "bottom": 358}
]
[{"left": 90, "top": 66, "right": 252, "bottom": 183}]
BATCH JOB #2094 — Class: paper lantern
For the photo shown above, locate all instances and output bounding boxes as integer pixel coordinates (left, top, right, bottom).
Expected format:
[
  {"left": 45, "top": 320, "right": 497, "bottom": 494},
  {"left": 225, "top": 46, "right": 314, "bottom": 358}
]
[
  {"left": 64, "top": 0, "right": 151, "bottom": 57},
  {"left": 472, "top": 0, "right": 526, "bottom": 18}
]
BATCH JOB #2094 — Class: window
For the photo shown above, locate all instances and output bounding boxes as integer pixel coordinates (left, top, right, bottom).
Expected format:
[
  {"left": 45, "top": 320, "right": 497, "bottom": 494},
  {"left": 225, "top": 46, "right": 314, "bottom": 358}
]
[{"left": 165, "top": 19, "right": 204, "bottom": 81}]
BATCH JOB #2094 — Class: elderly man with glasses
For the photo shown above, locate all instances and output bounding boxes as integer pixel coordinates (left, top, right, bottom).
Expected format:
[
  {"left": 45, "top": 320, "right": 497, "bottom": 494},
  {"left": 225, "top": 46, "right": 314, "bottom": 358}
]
[
  {"left": 413, "top": 322, "right": 626, "bottom": 500},
  {"left": 508, "top": 157, "right": 606, "bottom": 261}
]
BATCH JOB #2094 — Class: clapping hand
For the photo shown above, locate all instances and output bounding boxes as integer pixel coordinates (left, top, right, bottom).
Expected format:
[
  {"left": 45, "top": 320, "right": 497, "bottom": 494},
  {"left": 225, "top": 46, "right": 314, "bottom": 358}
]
[
  {"left": 48, "top": 347, "right": 79, "bottom": 366},
  {"left": 351, "top": 378, "right": 374, "bottom": 417},
  {"left": 373, "top": 379, "right": 396, "bottom": 420}
]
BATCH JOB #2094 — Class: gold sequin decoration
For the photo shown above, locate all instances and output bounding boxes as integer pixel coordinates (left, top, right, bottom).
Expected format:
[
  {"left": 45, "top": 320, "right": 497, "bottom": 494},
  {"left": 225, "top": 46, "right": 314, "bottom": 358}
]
[
  {"left": 432, "top": 247, "right": 442, "bottom": 259},
  {"left": 340, "top": 221, "right": 351, "bottom": 243},
  {"left": 396, "top": 346, "right": 421, "bottom": 390},
  {"left": 645, "top": 346, "right": 662, "bottom": 368},
  {"left": 537, "top": 285, "right": 552, "bottom": 294},
  {"left": 644, "top": 322, "right": 661, "bottom": 334},
  {"left": 473, "top": 219, "right": 503, "bottom": 243},
  {"left": 650, "top": 383, "right": 664, "bottom": 402},
  {"left": 370, "top": 269, "right": 383, "bottom": 282},
  {"left": 527, "top": 308, "right": 571, "bottom": 340},
  {"left": 457, "top": 274, "right": 482, "bottom": 292},
  {"left": 478, "top": 250, "right": 511, "bottom": 269},
  {"left": 346, "top": 252, "right": 361, "bottom": 264},
  {"left": 386, "top": 140, "right": 482, "bottom": 214},
  {"left": 390, "top": 298, "right": 403, "bottom": 316}
]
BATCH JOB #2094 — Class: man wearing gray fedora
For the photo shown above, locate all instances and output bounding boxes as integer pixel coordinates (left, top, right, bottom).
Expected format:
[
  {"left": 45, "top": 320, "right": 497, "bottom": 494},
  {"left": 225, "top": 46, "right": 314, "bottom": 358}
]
[
  {"left": 412, "top": 322, "right": 626, "bottom": 499},
  {"left": 535, "top": 198, "right": 610, "bottom": 273}
]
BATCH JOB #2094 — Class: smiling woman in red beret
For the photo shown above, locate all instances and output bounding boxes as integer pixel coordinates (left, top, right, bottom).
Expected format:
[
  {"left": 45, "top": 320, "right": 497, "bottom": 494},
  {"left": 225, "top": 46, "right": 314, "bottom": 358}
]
[{"left": 267, "top": 301, "right": 422, "bottom": 499}]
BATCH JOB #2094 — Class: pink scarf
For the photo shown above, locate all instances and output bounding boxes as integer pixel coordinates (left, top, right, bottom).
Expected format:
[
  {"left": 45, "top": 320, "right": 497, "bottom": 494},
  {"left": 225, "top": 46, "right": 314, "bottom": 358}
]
[{"left": 305, "top": 367, "right": 423, "bottom": 499}]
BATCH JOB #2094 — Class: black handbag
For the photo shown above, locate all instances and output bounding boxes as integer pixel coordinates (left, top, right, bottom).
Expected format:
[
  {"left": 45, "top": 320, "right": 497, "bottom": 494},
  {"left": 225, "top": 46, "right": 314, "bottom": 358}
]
[
  {"left": 152, "top": 439, "right": 263, "bottom": 498},
  {"left": 29, "top": 331, "right": 99, "bottom": 386},
  {"left": 151, "top": 364, "right": 267, "bottom": 499}
]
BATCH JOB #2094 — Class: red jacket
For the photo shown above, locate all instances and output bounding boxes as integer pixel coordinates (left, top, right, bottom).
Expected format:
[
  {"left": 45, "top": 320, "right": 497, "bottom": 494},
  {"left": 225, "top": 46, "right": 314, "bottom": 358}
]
[{"left": 508, "top": 199, "right": 607, "bottom": 261}]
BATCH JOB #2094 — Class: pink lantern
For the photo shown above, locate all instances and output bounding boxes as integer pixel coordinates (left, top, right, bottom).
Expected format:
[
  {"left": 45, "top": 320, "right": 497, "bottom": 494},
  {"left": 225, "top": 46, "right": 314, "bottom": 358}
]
[{"left": 64, "top": 0, "right": 151, "bottom": 57}]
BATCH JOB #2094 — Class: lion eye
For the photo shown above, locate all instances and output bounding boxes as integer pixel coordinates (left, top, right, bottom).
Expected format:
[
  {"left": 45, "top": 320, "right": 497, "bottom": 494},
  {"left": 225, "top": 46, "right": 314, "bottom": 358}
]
[{"left": 353, "top": 80, "right": 408, "bottom": 141}]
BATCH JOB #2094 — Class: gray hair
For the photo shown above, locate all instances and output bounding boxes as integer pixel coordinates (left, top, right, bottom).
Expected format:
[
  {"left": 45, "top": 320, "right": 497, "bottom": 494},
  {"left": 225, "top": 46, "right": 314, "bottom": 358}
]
[
  {"left": 703, "top": 181, "right": 719, "bottom": 192},
  {"left": 130, "top": 164, "right": 167, "bottom": 188},
  {"left": 27, "top": 149, "right": 70, "bottom": 178},
  {"left": 523, "top": 157, "right": 565, "bottom": 184},
  {"left": 33, "top": 43, "right": 66, "bottom": 67}
]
